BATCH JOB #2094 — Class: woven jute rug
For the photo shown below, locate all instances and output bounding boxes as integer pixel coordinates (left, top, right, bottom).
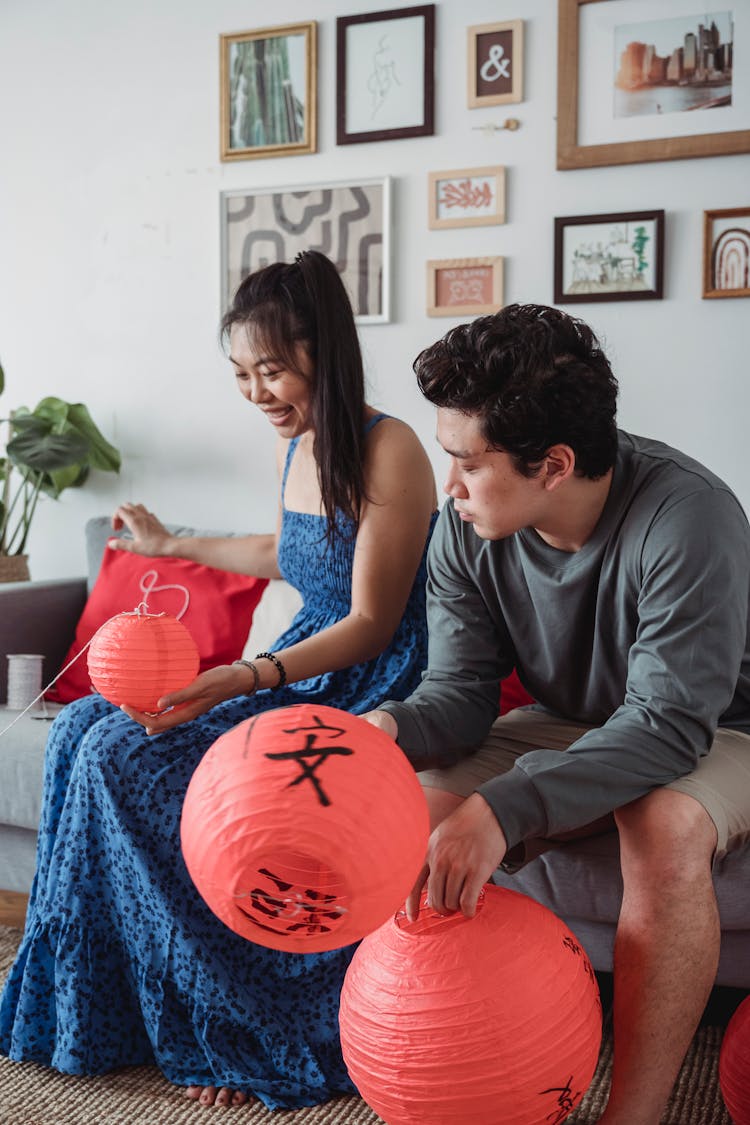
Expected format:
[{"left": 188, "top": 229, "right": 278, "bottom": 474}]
[{"left": 0, "top": 925, "right": 732, "bottom": 1124}]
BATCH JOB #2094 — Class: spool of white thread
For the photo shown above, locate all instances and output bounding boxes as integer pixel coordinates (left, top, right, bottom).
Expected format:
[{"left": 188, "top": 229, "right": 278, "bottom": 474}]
[{"left": 6, "top": 654, "right": 44, "bottom": 711}]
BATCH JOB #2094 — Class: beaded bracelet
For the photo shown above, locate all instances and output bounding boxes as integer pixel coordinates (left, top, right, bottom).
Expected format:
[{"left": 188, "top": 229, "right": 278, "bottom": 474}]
[
  {"left": 232, "top": 659, "right": 259, "bottom": 695},
  {"left": 255, "top": 651, "right": 287, "bottom": 691}
]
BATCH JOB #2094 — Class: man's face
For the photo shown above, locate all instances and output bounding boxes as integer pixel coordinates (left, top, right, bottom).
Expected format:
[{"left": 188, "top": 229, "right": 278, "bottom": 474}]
[{"left": 436, "top": 408, "right": 545, "bottom": 541}]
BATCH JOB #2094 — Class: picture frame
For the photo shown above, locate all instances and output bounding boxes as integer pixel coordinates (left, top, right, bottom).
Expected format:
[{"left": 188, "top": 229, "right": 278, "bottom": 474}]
[
  {"left": 557, "top": 0, "right": 750, "bottom": 170},
  {"left": 428, "top": 166, "right": 506, "bottom": 230},
  {"left": 220, "top": 177, "right": 392, "bottom": 324},
  {"left": 426, "top": 257, "right": 504, "bottom": 317},
  {"left": 467, "top": 19, "right": 523, "bottom": 108},
  {"left": 554, "top": 210, "right": 665, "bottom": 304},
  {"left": 703, "top": 207, "right": 750, "bottom": 298},
  {"left": 219, "top": 22, "right": 317, "bottom": 161},
  {"left": 336, "top": 5, "right": 435, "bottom": 145}
]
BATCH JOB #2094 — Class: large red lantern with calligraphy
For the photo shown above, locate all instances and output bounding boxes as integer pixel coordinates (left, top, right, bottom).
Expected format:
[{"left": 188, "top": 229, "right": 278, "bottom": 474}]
[
  {"left": 719, "top": 994, "right": 750, "bottom": 1125},
  {"left": 180, "top": 704, "right": 430, "bottom": 953},
  {"left": 87, "top": 610, "right": 199, "bottom": 712},
  {"left": 339, "top": 884, "right": 602, "bottom": 1125}
]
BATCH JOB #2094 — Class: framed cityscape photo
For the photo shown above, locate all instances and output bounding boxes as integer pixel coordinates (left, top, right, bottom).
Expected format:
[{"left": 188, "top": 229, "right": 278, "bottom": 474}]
[
  {"left": 554, "top": 210, "right": 665, "bottom": 304},
  {"left": 220, "top": 177, "right": 392, "bottom": 324},
  {"left": 467, "top": 19, "right": 523, "bottom": 107},
  {"left": 219, "top": 22, "right": 317, "bottom": 161},
  {"left": 426, "top": 257, "right": 504, "bottom": 317},
  {"left": 428, "top": 166, "right": 506, "bottom": 229},
  {"left": 703, "top": 207, "right": 750, "bottom": 298},
  {"left": 336, "top": 5, "right": 435, "bottom": 145}
]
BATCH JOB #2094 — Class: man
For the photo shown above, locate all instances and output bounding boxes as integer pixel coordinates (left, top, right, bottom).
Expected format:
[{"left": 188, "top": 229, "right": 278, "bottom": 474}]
[{"left": 366, "top": 304, "right": 750, "bottom": 1125}]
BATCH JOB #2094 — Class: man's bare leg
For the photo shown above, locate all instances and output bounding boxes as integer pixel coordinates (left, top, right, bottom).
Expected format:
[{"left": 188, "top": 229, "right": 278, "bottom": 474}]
[{"left": 599, "top": 789, "right": 720, "bottom": 1125}]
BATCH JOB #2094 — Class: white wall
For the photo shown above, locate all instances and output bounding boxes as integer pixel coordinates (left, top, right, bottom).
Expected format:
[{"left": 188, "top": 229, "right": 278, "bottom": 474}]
[{"left": 1, "top": 0, "right": 748, "bottom": 580}]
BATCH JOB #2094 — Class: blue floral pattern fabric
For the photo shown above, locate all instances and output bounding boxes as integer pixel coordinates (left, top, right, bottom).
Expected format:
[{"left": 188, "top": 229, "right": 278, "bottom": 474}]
[{"left": 0, "top": 418, "right": 435, "bottom": 1110}]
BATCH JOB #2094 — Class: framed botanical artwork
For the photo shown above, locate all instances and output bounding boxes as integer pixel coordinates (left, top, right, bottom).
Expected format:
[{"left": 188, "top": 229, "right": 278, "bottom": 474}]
[
  {"left": 554, "top": 210, "right": 665, "bottom": 304},
  {"left": 220, "top": 177, "right": 392, "bottom": 324},
  {"left": 426, "top": 257, "right": 504, "bottom": 317},
  {"left": 703, "top": 207, "right": 750, "bottom": 298},
  {"left": 557, "top": 0, "right": 750, "bottom": 169},
  {"left": 467, "top": 19, "right": 523, "bottom": 107},
  {"left": 428, "top": 166, "right": 506, "bottom": 230},
  {"left": 219, "top": 22, "right": 317, "bottom": 161},
  {"left": 336, "top": 5, "right": 435, "bottom": 145}
]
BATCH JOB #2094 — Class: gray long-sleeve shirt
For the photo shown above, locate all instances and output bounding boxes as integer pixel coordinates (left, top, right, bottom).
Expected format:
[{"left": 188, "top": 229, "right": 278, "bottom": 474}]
[{"left": 381, "top": 431, "right": 750, "bottom": 853}]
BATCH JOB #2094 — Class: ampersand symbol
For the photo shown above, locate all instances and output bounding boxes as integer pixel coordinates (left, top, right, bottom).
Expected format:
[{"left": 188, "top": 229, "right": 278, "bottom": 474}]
[{"left": 480, "top": 43, "right": 510, "bottom": 82}]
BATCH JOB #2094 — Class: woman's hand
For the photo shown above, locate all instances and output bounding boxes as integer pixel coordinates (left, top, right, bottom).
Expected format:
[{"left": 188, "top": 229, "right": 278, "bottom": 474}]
[
  {"left": 109, "top": 502, "right": 177, "bottom": 558},
  {"left": 120, "top": 664, "right": 253, "bottom": 734}
]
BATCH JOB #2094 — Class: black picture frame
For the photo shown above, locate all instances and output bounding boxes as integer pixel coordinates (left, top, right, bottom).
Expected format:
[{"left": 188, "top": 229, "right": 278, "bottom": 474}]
[{"left": 554, "top": 210, "right": 665, "bottom": 304}]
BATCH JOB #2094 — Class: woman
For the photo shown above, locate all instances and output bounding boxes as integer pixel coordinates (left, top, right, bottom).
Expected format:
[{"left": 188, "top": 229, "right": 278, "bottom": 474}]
[{"left": 0, "top": 251, "right": 437, "bottom": 1110}]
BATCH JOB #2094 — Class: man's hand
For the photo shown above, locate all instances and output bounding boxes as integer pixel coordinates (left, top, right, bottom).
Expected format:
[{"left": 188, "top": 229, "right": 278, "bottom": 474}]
[
  {"left": 406, "top": 792, "right": 508, "bottom": 921},
  {"left": 360, "top": 709, "right": 398, "bottom": 741}
]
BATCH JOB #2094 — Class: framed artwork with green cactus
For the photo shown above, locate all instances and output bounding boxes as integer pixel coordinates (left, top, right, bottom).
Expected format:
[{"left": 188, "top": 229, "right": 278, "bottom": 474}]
[
  {"left": 553, "top": 209, "right": 665, "bottom": 304},
  {"left": 220, "top": 22, "right": 317, "bottom": 161}
]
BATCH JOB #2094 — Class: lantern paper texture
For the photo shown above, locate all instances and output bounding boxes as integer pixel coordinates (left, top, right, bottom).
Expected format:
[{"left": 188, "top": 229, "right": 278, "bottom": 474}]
[
  {"left": 339, "top": 884, "right": 603, "bottom": 1125},
  {"left": 720, "top": 993, "right": 750, "bottom": 1125},
  {"left": 87, "top": 611, "right": 199, "bottom": 712},
  {"left": 180, "top": 704, "right": 430, "bottom": 954}
]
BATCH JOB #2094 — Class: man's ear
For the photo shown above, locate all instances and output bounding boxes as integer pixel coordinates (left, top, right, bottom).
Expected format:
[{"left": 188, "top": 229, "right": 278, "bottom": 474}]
[{"left": 542, "top": 444, "right": 576, "bottom": 490}]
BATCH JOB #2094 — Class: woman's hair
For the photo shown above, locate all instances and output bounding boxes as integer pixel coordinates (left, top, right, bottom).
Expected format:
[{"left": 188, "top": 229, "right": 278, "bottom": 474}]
[
  {"left": 220, "top": 251, "right": 367, "bottom": 542},
  {"left": 414, "top": 303, "right": 619, "bottom": 479}
]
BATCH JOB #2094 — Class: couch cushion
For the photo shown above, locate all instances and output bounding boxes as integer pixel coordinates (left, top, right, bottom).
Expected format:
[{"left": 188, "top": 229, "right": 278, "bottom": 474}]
[{"left": 0, "top": 706, "right": 61, "bottom": 830}]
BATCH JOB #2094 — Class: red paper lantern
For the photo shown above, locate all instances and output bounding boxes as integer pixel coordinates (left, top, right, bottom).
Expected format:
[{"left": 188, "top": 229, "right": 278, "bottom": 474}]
[
  {"left": 339, "top": 884, "right": 602, "bottom": 1125},
  {"left": 180, "top": 703, "right": 430, "bottom": 954},
  {"left": 720, "top": 994, "right": 750, "bottom": 1125},
  {"left": 87, "top": 610, "right": 199, "bottom": 712}
]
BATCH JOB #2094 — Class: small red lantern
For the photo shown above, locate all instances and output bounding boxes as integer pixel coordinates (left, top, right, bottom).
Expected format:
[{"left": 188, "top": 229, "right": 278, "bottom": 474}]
[
  {"left": 87, "top": 610, "right": 199, "bottom": 712},
  {"left": 720, "top": 994, "right": 750, "bottom": 1125},
  {"left": 180, "top": 704, "right": 430, "bottom": 954},
  {"left": 339, "top": 884, "right": 602, "bottom": 1125}
]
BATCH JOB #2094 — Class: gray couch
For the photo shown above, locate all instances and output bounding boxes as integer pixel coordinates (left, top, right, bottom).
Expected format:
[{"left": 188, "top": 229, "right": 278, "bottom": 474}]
[{"left": 1, "top": 519, "right": 749, "bottom": 989}]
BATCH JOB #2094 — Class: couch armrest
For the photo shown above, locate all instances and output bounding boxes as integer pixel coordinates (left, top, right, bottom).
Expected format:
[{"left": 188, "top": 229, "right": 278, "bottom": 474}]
[{"left": 0, "top": 578, "right": 88, "bottom": 703}]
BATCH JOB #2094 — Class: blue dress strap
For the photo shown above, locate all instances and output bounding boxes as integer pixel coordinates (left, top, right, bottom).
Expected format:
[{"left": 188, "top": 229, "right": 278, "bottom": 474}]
[{"left": 365, "top": 412, "right": 389, "bottom": 434}]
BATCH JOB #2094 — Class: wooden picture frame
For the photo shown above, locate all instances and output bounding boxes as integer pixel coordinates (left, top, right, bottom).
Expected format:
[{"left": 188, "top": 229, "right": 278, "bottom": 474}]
[
  {"left": 220, "top": 177, "right": 392, "bottom": 324},
  {"left": 219, "top": 22, "right": 317, "bottom": 161},
  {"left": 557, "top": 0, "right": 748, "bottom": 170},
  {"left": 554, "top": 210, "right": 664, "bottom": 304},
  {"left": 467, "top": 19, "right": 523, "bottom": 107},
  {"left": 426, "top": 257, "right": 504, "bottom": 317},
  {"left": 428, "top": 166, "right": 506, "bottom": 229},
  {"left": 336, "top": 5, "right": 435, "bottom": 145},
  {"left": 703, "top": 208, "right": 750, "bottom": 299}
]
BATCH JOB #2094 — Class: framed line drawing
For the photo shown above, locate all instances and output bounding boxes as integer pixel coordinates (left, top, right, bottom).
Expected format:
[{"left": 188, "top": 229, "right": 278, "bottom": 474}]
[
  {"left": 703, "top": 207, "right": 750, "bottom": 298},
  {"left": 554, "top": 210, "right": 665, "bottom": 304},
  {"left": 426, "top": 257, "right": 504, "bottom": 317},
  {"left": 336, "top": 5, "right": 435, "bottom": 145},
  {"left": 219, "top": 22, "right": 317, "bottom": 161},
  {"left": 467, "top": 19, "right": 523, "bottom": 108},
  {"left": 428, "top": 166, "right": 506, "bottom": 230},
  {"left": 557, "top": 0, "right": 749, "bottom": 169},
  {"left": 220, "top": 177, "right": 392, "bottom": 324}
]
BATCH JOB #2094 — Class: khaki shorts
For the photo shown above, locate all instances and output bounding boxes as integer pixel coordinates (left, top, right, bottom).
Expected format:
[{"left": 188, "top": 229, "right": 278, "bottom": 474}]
[{"left": 417, "top": 708, "right": 750, "bottom": 860}]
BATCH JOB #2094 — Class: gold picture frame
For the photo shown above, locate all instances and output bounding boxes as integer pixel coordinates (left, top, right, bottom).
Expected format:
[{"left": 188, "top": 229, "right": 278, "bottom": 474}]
[
  {"left": 467, "top": 20, "right": 523, "bottom": 108},
  {"left": 220, "top": 22, "right": 317, "bottom": 162},
  {"left": 426, "top": 257, "right": 504, "bottom": 317},
  {"left": 428, "top": 166, "right": 506, "bottom": 230},
  {"left": 703, "top": 208, "right": 750, "bottom": 299},
  {"left": 557, "top": 0, "right": 749, "bottom": 170}
]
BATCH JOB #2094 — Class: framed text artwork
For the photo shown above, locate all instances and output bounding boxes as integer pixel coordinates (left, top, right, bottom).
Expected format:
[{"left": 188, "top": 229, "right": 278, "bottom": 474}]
[
  {"left": 703, "top": 207, "right": 750, "bottom": 298},
  {"left": 336, "top": 5, "right": 435, "bottom": 145},
  {"left": 467, "top": 20, "right": 523, "bottom": 108},
  {"left": 220, "top": 177, "right": 392, "bottom": 324},
  {"left": 557, "top": 0, "right": 750, "bottom": 169},
  {"left": 219, "top": 22, "right": 317, "bottom": 161},
  {"left": 426, "top": 257, "right": 504, "bottom": 317},
  {"left": 428, "top": 167, "right": 506, "bottom": 229},
  {"left": 554, "top": 210, "right": 665, "bottom": 304}
]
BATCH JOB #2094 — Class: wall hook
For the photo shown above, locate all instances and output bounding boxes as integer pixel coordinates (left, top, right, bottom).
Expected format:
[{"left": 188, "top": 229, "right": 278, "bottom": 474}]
[{"left": 472, "top": 118, "right": 521, "bottom": 135}]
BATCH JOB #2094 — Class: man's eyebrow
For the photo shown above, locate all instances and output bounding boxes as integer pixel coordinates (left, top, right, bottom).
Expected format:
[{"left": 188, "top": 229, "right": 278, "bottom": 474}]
[{"left": 435, "top": 437, "right": 476, "bottom": 459}]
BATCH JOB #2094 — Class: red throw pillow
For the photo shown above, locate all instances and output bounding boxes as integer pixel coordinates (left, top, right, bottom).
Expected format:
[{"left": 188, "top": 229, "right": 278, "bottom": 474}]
[
  {"left": 499, "top": 668, "right": 535, "bottom": 714},
  {"left": 47, "top": 548, "right": 269, "bottom": 704}
]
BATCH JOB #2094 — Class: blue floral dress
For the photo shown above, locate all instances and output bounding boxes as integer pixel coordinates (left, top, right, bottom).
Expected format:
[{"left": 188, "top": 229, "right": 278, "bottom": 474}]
[{"left": 0, "top": 418, "right": 435, "bottom": 1110}]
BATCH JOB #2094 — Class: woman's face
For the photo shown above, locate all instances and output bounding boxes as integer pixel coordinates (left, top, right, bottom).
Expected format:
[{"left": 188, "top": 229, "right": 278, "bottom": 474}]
[{"left": 229, "top": 324, "right": 314, "bottom": 439}]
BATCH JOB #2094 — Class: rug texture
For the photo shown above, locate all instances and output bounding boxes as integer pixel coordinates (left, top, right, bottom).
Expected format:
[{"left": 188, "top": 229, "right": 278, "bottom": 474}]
[{"left": 0, "top": 925, "right": 732, "bottom": 1124}]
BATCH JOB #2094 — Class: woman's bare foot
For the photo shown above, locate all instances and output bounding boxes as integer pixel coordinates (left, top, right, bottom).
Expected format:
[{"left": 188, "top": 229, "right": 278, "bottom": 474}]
[{"left": 185, "top": 1085, "right": 248, "bottom": 1107}]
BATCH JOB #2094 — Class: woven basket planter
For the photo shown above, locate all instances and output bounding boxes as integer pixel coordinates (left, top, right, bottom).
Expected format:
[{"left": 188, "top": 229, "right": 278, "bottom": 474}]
[{"left": 0, "top": 555, "right": 30, "bottom": 583}]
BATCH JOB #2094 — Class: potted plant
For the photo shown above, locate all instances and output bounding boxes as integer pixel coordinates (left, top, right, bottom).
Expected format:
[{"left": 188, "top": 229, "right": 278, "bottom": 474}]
[{"left": 0, "top": 358, "right": 121, "bottom": 582}]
